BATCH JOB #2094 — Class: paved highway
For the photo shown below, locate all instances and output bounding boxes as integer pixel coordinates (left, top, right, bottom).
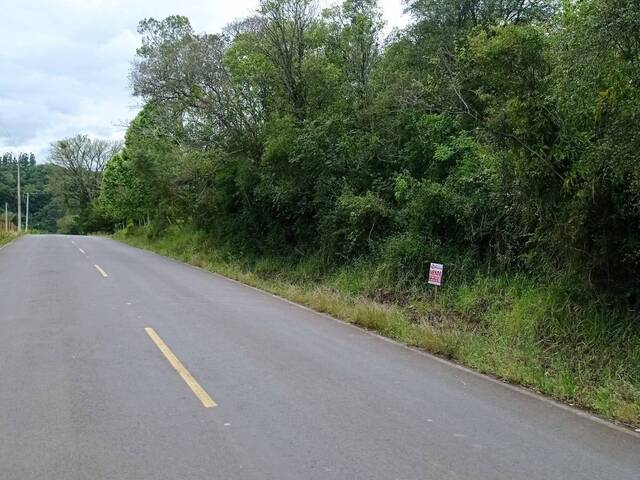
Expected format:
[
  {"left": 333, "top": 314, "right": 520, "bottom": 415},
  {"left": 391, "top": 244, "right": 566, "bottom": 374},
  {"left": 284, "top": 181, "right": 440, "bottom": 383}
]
[{"left": 0, "top": 235, "right": 638, "bottom": 479}]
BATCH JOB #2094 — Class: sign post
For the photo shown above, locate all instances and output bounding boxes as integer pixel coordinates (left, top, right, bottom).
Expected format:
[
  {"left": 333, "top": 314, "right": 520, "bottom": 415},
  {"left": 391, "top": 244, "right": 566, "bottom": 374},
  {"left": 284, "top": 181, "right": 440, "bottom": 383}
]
[{"left": 428, "top": 263, "right": 444, "bottom": 302}]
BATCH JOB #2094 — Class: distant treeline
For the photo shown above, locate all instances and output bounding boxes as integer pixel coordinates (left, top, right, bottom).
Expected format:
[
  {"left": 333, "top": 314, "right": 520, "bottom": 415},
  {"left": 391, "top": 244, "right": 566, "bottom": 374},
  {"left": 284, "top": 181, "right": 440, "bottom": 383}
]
[
  {"left": 0, "top": 153, "right": 64, "bottom": 232},
  {"left": 1, "top": 133, "right": 123, "bottom": 233},
  {"left": 90, "top": 0, "right": 638, "bottom": 302}
]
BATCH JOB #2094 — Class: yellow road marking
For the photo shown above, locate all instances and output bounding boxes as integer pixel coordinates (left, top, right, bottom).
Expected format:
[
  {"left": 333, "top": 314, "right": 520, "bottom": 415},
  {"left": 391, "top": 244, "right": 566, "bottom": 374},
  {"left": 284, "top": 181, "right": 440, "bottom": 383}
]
[
  {"left": 94, "top": 264, "right": 108, "bottom": 277},
  {"left": 78, "top": 248, "right": 86, "bottom": 254},
  {"left": 144, "top": 327, "right": 217, "bottom": 408}
]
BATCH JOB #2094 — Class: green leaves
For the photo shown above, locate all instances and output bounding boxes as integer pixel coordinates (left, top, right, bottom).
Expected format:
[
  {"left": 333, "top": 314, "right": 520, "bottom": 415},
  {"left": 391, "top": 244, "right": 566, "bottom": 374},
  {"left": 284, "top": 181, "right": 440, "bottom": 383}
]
[{"left": 91, "top": 1, "right": 640, "bottom": 301}]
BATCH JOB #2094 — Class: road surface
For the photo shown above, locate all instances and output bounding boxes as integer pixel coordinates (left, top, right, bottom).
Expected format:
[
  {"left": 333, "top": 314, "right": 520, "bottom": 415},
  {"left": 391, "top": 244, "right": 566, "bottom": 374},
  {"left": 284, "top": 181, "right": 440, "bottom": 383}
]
[{"left": 0, "top": 235, "right": 638, "bottom": 479}]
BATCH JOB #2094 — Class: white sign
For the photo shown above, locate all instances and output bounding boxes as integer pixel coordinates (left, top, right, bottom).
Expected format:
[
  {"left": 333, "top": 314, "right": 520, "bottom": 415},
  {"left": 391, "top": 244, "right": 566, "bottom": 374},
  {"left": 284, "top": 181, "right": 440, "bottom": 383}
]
[{"left": 428, "top": 263, "right": 444, "bottom": 286}]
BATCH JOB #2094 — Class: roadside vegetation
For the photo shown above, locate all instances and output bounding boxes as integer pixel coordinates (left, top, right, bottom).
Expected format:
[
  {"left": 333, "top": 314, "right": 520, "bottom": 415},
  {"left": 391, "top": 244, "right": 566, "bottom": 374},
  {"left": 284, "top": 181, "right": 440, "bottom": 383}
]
[
  {"left": 0, "top": 154, "right": 64, "bottom": 232},
  {"left": 23, "top": 0, "right": 637, "bottom": 426},
  {"left": 115, "top": 225, "right": 640, "bottom": 427},
  {"left": 1, "top": 139, "right": 120, "bottom": 234},
  {"left": 0, "top": 231, "right": 19, "bottom": 247}
]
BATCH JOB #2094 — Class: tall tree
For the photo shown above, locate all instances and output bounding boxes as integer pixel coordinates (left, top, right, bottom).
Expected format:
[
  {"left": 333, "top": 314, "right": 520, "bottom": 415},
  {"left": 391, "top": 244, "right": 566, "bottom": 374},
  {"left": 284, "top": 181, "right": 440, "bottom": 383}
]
[
  {"left": 131, "top": 16, "right": 262, "bottom": 148},
  {"left": 49, "top": 134, "right": 121, "bottom": 212},
  {"left": 326, "top": 0, "right": 384, "bottom": 109},
  {"left": 257, "top": 0, "right": 317, "bottom": 120}
]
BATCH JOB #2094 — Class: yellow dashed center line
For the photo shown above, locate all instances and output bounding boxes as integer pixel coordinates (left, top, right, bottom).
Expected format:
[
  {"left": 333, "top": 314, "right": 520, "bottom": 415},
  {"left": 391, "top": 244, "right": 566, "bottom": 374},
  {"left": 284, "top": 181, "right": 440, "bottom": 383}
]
[
  {"left": 94, "top": 264, "right": 108, "bottom": 277},
  {"left": 144, "top": 327, "right": 217, "bottom": 408}
]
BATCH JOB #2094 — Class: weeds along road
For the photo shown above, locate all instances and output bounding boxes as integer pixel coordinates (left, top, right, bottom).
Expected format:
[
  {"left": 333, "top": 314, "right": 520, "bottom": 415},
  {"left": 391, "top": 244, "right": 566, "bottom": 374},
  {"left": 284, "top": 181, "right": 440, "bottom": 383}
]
[{"left": 1, "top": 234, "right": 638, "bottom": 480}]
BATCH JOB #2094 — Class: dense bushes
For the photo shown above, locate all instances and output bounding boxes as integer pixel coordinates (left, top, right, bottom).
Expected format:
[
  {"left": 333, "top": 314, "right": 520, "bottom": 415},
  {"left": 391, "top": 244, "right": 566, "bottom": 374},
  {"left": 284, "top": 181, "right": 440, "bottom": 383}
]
[
  {"left": 116, "top": 224, "right": 640, "bottom": 424},
  {"left": 92, "top": 0, "right": 640, "bottom": 424},
  {"left": 97, "top": 0, "right": 639, "bottom": 306}
]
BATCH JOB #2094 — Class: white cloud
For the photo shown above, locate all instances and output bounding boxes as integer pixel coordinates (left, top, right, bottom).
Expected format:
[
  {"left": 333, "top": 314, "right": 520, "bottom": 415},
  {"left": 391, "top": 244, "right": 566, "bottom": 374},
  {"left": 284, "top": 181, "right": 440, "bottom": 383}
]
[{"left": 0, "top": 0, "right": 408, "bottom": 161}]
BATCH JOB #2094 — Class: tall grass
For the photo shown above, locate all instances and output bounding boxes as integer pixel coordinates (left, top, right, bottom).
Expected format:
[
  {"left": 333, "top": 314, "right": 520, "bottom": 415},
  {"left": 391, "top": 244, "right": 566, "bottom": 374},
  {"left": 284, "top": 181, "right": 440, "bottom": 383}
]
[
  {"left": 114, "top": 225, "right": 640, "bottom": 427},
  {"left": 0, "top": 231, "right": 18, "bottom": 247}
]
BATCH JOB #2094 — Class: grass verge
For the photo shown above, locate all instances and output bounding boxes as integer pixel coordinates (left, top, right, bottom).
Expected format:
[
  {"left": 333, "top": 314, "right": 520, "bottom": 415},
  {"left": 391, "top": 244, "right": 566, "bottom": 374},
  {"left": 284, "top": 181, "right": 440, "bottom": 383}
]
[
  {"left": 113, "top": 225, "right": 640, "bottom": 428},
  {"left": 0, "top": 231, "right": 18, "bottom": 248}
]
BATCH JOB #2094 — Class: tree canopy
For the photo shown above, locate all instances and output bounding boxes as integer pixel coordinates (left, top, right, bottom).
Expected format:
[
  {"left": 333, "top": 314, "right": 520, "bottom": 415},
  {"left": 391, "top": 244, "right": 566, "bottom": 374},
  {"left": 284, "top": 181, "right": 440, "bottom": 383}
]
[{"left": 92, "top": 0, "right": 640, "bottom": 302}]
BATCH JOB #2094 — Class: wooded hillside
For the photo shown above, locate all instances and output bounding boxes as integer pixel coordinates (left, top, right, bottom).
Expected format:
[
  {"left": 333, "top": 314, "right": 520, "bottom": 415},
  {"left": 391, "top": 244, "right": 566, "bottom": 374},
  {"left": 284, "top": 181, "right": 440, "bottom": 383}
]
[
  {"left": 97, "top": 0, "right": 640, "bottom": 423},
  {"left": 98, "top": 0, "right": 639, "bottom": 301}
]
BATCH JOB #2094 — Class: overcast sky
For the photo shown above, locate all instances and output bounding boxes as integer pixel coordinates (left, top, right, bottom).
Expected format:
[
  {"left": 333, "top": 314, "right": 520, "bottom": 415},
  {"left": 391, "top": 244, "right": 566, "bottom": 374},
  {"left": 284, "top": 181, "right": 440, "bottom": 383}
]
[{"left": 0, "top": 0, "right": 408, "bottom": 161}]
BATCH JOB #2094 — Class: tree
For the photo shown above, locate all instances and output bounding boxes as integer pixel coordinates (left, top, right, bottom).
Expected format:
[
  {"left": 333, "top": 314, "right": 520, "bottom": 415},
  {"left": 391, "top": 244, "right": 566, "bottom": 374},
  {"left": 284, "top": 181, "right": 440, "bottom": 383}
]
[
  {"left": 97, "top": 151, "right": 149, "bottom": 224},
  {"left": 325, "top": 0, "right": 384, "bottom": 109},
  {"left": 110, "top": 1, "right": 640, "bottom": 302},
  {"left": 131, "top": 16, "right": 262, "bottom": 148},
  {"left": 405, "top": 0, "right": 557, "bottom": 29},
  {"left": 49, "top": 134, "right": 121, "bottom": 232},
  {"left": 0, "top": 154, "right": 64, "bottom": 232},
  {"left": 549, "top": 0, "right": 640, "bottom": 294},
  {"left": 257, "top": 0, "right": 318, "bottom": 120}
]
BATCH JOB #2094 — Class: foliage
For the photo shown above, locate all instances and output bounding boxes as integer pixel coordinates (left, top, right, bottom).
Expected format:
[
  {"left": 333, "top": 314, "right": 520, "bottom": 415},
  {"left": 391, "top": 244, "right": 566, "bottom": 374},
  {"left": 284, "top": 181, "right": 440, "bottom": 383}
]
[
  {"left": 96, "top": 151, "right": 148, "bottom": 223},
  {"left": 0, "top": 231, "right": 19, "bottom": 247},
  {"left": 0, "top": 153, "right": 64, "bottom": 232},
  {"left": 116, "top": 225, "right": 640, "bottom": 426},
  {"left": 93, "top": 0, "right": 640, "bottom": 302},
  {"left": 47, "top": 134, "right": 121, "bottom": 233},
  {"left": 91, "top": 0, "right": 640, "bottom": 423}
]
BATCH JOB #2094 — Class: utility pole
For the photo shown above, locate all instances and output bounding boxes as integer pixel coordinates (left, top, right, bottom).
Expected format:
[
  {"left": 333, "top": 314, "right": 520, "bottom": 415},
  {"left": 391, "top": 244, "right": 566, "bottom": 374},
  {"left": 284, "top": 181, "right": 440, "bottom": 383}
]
[
  {"left": 4, "top": 202, "right": 7, "bottom": 232},
  {"left": 25, "top": 192, "right": 29, "bottom": 233},
  {"left": 16, "top": 159, "right": 21, "bottom": 232}
]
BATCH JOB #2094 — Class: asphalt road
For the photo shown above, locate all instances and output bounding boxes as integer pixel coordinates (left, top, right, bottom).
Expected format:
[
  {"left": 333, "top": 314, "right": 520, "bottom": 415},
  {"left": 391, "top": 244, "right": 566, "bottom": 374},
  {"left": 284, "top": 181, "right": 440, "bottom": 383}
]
[{"left": 0, "top": 234, "right": 638, "bottom": 480}]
